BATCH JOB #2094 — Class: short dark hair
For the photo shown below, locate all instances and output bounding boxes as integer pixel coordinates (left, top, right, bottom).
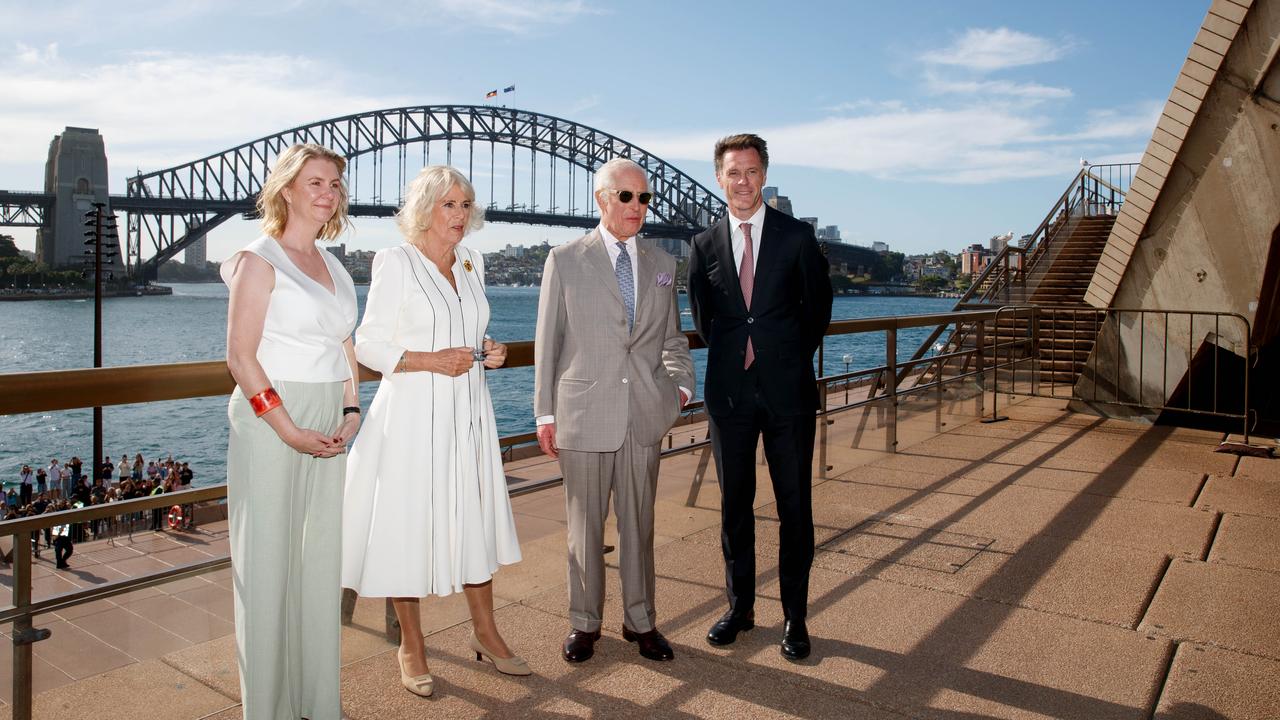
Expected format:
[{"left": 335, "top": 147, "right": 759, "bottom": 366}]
[{"left": 713, "top": 134, "right": 769, "bottom": 174}]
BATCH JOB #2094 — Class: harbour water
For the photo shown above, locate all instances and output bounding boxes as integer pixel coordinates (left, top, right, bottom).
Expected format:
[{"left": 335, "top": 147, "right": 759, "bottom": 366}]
[{"left": 0, "top": 282, "right": 952, "bottom": 486}]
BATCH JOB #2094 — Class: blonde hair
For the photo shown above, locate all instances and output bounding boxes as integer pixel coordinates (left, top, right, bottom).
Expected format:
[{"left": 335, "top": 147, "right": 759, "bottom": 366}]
[
  {"left": 397, "top": 166, "right": 485, "bottom": 238},
  {"left": 257, "top": 143, "right": 350, "bottom": 241}
]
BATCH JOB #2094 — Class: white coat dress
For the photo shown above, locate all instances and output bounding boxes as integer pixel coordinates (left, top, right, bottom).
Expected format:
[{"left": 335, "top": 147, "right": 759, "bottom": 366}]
[{"left": 342, "top": 243, "right": 521, "bottom": 597}]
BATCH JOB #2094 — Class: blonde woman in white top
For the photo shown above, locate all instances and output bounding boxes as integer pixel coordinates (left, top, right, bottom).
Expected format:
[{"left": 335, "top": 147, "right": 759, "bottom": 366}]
[{"left": 222, "top": 143, "right": 360, "bottom": 720}]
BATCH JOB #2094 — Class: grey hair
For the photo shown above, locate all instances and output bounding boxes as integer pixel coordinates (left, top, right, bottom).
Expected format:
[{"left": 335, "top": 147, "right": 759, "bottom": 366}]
[
  {"left": 593, "top": 158, "right": 651, "bottom": 194},
  {"left": 396, "top": 165, "right": 485, "bottom": 237}
]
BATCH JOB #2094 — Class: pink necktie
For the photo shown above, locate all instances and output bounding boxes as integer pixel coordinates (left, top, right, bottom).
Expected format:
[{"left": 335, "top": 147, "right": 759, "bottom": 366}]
[{"left": 740, "top": 222, "right": 755, "bottom": 369}]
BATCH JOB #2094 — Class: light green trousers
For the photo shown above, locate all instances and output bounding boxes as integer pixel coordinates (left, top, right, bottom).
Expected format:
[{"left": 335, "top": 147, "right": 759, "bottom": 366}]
[{"left": 228, "top": 380, "right": 343, "bottom": 720}]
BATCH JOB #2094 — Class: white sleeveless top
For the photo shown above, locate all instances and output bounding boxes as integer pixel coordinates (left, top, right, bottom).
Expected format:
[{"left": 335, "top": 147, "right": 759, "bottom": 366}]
[{"left": 220, "top": 236, "right": 358, "bottom": 383}]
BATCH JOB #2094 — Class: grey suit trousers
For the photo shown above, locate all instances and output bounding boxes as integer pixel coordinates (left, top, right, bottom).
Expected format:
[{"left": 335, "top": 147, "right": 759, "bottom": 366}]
[{"left": 560, "top": 429, "right": 659, "bottom": 634}]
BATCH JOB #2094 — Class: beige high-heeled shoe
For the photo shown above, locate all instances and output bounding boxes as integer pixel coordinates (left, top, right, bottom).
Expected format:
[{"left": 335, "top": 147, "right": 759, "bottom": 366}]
[
  {"left": 397, "top": 649, "right": 434, "bottom": 697},
  {"left": 469, "top": 630, "right": 532, "bottom": 676}
]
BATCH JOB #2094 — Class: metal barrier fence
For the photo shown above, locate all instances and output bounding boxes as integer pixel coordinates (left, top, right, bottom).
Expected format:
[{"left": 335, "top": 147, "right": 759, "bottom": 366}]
[{"left": 978, "top": 305, "right": 1253, "bottom": 442}]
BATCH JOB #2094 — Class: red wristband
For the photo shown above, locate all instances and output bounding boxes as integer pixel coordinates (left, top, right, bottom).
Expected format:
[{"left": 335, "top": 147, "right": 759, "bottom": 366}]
[{"left": 248, "top": 387, "right": 282, "bottom": 417}]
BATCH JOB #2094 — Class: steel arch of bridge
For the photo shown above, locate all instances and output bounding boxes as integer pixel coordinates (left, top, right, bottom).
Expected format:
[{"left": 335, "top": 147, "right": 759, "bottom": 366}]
[{"left": 126, "top": 105, "right": 727, "bottom": 279}]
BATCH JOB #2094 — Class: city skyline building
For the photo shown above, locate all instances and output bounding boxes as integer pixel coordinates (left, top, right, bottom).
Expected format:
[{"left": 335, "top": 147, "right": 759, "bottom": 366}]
[{"left": 184, "top": 236, "right": 206, "bottom": 267}]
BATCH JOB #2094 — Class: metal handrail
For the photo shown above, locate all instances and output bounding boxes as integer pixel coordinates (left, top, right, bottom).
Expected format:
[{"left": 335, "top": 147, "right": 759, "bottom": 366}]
[{"left": 980, "top": 305, "right": 1253, "bottom": 442}]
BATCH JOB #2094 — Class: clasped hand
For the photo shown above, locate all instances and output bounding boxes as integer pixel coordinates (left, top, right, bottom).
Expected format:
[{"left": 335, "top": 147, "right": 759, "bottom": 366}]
[
  {"left": 284, "top": 412, "right": 361, "bottom": 458},
  {"left": 432, "top": 338, "right": 507, "bottom": 376}
]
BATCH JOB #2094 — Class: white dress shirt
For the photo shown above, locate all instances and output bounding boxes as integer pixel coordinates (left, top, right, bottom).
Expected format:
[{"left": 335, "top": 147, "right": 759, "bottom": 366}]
[
  {"left": 729, "top": 203, "right": 767, "bottom": 278},
  {"left": 600, "top": 224, "right": 639, "bottom": 310}
]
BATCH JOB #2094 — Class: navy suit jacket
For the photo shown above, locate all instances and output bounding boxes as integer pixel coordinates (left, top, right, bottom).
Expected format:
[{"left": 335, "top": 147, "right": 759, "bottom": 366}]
[{"left": 687, "top": 205, "right": 833, "bottom": 417}]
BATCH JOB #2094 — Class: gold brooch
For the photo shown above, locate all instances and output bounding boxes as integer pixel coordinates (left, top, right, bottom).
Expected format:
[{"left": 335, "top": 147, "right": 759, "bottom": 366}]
[{"left": 462, "top": 259, "right": 474, "bottom": 272}]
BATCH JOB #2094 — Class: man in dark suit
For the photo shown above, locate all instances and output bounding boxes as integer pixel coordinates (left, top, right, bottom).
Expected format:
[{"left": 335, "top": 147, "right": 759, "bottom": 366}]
[{"left": 687, "top": 133, "right": 832, "bottom": 660}]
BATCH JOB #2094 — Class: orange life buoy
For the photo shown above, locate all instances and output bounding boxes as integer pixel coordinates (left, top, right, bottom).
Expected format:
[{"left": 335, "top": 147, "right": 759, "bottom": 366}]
[{"left": 167, "top": 505, "right": 184, "bottom": 530}]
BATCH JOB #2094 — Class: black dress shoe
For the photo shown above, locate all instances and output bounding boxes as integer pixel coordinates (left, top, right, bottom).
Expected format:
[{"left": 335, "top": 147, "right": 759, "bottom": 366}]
[
  {"left": 622, "top": 626, "right": 674, "bottom": 661},
  {"left": 706, "top": 610, "right": 755, "bottom": 646},
  {"left": 562, "top": 628, "right": 601, "bottom": 663},
  {"left": 780, "top": 619, "right": 811, "bottom": 660}
]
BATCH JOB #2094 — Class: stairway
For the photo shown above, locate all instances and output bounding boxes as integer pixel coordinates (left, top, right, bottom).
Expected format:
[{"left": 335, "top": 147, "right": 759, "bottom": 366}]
[{"left": 1022, "top": 214, "right": 1116, "bottom": 387}]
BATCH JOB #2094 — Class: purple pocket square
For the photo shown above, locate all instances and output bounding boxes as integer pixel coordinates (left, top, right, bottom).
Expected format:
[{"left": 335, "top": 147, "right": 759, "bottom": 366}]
[{"left": 656, "top": 272, "right": 673, "bottom": 287}]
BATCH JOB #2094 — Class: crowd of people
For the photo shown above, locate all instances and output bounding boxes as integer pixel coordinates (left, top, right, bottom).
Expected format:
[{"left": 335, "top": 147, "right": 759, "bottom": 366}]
[{"left": 6, "top": 453, "right": 198, "bottom": 569}]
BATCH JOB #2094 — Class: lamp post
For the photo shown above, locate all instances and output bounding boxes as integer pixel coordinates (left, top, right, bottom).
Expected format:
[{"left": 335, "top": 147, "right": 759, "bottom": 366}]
[
  {"left": 82, "top": 204, "right": 119, "bottom": 480},
  {"left": 842, "top": 353, "right": 853, "bottom": 403}
]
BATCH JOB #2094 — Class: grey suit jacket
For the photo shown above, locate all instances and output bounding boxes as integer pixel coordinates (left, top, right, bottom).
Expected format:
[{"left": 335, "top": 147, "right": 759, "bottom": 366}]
[{"left": 534, "top": 229, "right": 695, "bottom": 452}]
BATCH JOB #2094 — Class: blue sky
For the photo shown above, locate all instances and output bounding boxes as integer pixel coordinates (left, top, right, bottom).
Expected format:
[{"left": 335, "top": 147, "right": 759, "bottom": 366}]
[{"left": 0, "top": 0, "right": 1209, "bottom": 260}]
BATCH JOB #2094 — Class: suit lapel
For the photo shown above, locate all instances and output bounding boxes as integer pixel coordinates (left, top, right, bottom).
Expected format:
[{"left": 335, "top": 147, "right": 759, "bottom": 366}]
[
  {"left": 712, "top": 218, "right": 747, "bottom": 312},
  {"left": 753, "top": 206, "right": 785, "bottom": 289},
  {"left": 582, "top": 229, "right": 627, "bottom": 318}
]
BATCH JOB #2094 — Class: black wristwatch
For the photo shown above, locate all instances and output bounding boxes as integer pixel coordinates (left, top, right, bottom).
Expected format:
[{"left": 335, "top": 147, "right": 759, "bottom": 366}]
[{"left": 342, "top": 406, "right": 361, "bottom": 416}]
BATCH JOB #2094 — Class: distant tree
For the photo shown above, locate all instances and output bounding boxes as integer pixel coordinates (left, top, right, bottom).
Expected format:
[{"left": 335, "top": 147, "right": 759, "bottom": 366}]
[
  {"left": 829, "top": 274, "right": 854, "bottom": 293},
  {"left": 0, "top": 236, "right": 20, "bottom": 258},
  {"left": 917, "top": 275, "right": 949, "bottom": 293}
]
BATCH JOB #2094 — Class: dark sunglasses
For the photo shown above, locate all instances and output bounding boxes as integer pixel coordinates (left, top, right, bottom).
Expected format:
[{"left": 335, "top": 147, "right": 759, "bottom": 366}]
[{"left": 605, "top": 189, "right": 653, "bottom": 205}]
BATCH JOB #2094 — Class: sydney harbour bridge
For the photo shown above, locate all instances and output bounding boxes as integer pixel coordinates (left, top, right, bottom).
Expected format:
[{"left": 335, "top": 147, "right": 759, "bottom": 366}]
[{"left": 0, "top": 105, "right": 728, "bottom": 281}]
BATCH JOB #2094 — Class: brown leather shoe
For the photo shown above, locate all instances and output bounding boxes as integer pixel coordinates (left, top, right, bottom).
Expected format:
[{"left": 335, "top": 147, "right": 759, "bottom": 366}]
[
  {"left": 562, "top": 628, "right": 601, "bottom": 663},
  {"left": 622, "top": 626, "right": 675, "bottom": 661}
]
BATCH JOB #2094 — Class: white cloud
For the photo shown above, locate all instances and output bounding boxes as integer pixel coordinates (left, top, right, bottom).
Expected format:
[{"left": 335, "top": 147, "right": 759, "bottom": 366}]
[
  {"left": 634, "top": 100, "right": 1156, "bottom": 185},
  {"left": 924, "top": 73, "right": 1072, "bottom": 100},
  {"left": 412, "top": 0, "right": 599, "bottom": 33},
  {"left": 0, "top": 49, "right": 415, "bottom": 179},
  {"left": 0, "top": 0, "right": 591, "bottom": 41},
  {"left": 922, "top": 27, "right": 1071, "bottom": 71}
]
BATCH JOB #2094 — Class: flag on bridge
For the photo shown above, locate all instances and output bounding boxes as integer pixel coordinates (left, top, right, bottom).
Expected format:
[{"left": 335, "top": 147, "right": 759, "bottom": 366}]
[
  {"left": 503, "top": 85, "right": 516, "bottom": 93},
  {"left": 485, "top": 89, "right": 498, "bottom": 98}
]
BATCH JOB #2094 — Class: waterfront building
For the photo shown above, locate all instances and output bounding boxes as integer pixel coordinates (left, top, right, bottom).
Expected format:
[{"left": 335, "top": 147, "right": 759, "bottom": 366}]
[
  {"left": 816, "top": 224, "right": 842, "bottom": 242},
  {"left": 872, "top": 241, "right": 889, "bottom": 253},
  {"left": 768, "top": 193, "right": 794, "bottom": 217}
]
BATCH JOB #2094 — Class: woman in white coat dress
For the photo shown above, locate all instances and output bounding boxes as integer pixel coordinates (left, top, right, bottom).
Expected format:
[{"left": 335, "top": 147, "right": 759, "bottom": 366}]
[{"left": 342, "top": 166, "right": 527, "bottom": 698}]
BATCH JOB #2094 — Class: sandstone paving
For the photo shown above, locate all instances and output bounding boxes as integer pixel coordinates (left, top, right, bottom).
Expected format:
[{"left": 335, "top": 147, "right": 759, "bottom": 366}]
[
  {"left": 64, "top": 605, "right": 191, "bottom": 662},
  {"left": 849, "top": 459, "right": 1204, "bottom": 505},
  {"left": 888, "top": 482, "right": 1216, "bottom": 558},
  {"left": 1141, "top": 559, "right": 1280, "bottom": 659},
  {"left": 334, "top": 603, "right": 907, "bottom": 720},
  {"left": 0, "top": 659, "right": 233, "bottom": 720},
  {"left": 1235, "top": 453, "right": 1280, "bottom": 481},
  {"left": 1206, "top": 512, "right": 1280, "bottom": 572},
  {"left": 1153, "top": 642, "right": 1280, "bottom": 720},
  {"left": 0, "top": 639, "right": 74, "bottom": 704},
  {"left": 812, "top": 533, "right": 1169, "bottom": 628},
  {"left": 678, "top": 565, "right": 1174, "bottom": 720},
  {"left": 1195, "top": 471, "right": 1280, "bottom": 517}
]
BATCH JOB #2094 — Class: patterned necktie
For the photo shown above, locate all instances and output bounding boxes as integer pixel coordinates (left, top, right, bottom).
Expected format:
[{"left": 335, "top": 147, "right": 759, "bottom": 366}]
[
  {"left": 740, "top": 223, "right": 755, "bottom": 369},
  {"left": 615, "top": 241, "right": 635, "bottom": 332}
]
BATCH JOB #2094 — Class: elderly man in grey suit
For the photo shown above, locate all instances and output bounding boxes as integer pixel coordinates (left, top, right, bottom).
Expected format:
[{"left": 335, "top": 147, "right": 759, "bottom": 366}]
[{"left": 534, "top": 157, "right": 694, "bottom": 664}]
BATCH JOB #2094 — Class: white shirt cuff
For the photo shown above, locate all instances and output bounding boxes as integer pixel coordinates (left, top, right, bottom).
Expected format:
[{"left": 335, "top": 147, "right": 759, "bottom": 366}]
[{"left": 535, "top": 415, "right": 554, "bottom": 426}]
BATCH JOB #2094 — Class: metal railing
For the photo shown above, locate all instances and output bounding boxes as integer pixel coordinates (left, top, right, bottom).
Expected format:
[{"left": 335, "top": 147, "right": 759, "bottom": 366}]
[
  {"left": 975, "top": 305, "right": 1254, "bottom": 442},
  {"left": 954, "top": 163, "right": 1137, "bottom": 311},
  {"left": 0, "top": 303, "right": 1184, "bottom": 718},
  {"left": 907, "top": 164, "right": 1137, "bottom": 382}
]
